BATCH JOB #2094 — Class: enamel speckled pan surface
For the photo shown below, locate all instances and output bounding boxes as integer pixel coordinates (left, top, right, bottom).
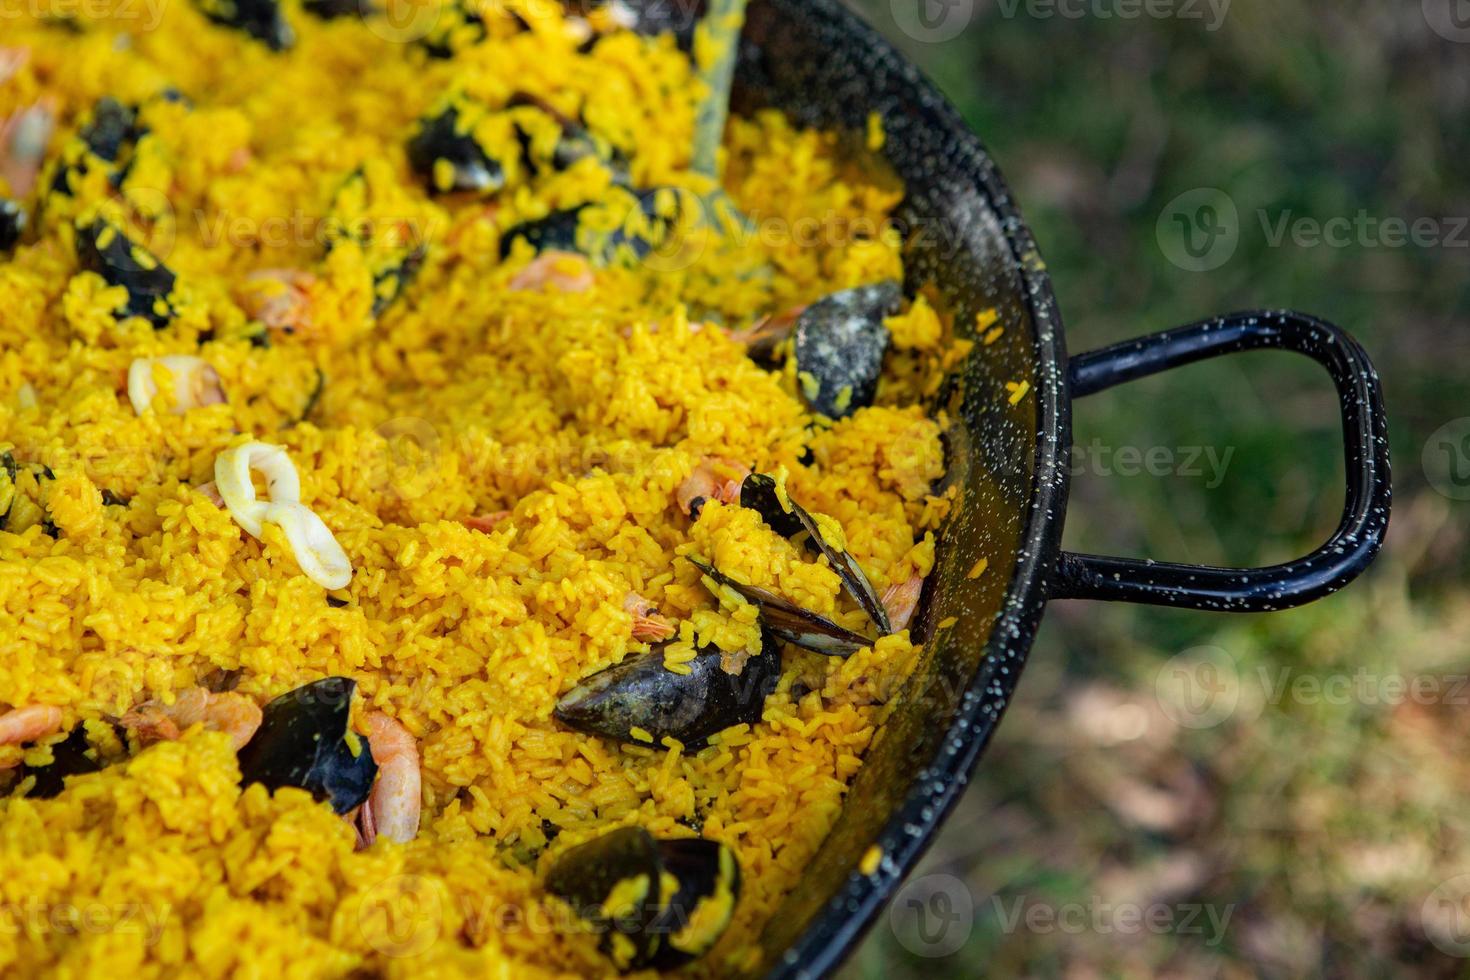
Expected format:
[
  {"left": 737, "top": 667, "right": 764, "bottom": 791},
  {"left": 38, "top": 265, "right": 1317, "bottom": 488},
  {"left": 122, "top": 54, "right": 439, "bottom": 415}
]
[{"left": 629, "top": 0, "right": 1392, "bottom": 975}]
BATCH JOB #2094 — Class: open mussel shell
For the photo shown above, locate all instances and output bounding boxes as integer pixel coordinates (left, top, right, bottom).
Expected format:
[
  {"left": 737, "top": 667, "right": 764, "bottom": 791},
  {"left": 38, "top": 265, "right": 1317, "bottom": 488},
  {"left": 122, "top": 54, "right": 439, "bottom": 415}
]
[
  {"left": 740, "top": 473, "right": 892, "bottom": 634},
  {"left": 407, "top": 103, "right": 506, "bottom": 195},
  {"left": 546, "top": 825, "right": 662, "bottom": 966},
  {"left": 75, "top": 221, "right": 177, "bottom": 329},
  {"left": 0, "top": 451, "right": 17, "bottom": 529},
  {"left": 49, "top": 97, "right": 141, "bottom": 199},
  {"left": 647, "top": 837, "right": 741, "bottom": 968},
  {"left": 499, "top": 187, "right": 678, "bottom": 265},
  {"left": 19, "top": 725, "right": 107, "bottom": 799},
  {"left": 689, "top": 557, "right": 872, "bottom": 657},
  {"left": 79, "top": 96, "right": 141, "bottom": 164},
  {"left": 195, "top": 0, "right": 295, "bottom": 50},
  {"left": 236, "top": 677, "right": 377, "bottom": 814},
  {"left": 302, "top": 0, "right": 368, "bottom": 17},
  {"left": 0, "top": 199, "right": 25, "bottom": 252},
  {"left": 498, "top": 207, "right": 583, "bottom": 257},
  {"left": 737, "top": 472, "right": 802, "bottom": 538},
  {"left": 504, "top": 93, "right": 630, "bottom": 181},
  {"left": 792, "top": 280, "right": 901, "bottom": 419},
  {"left": 545, "top": 826, "right": 740, "bottom": 971},
  {"left": 417, "top": 0, "right": 499, "bottom": 58},
  {"left": 553, "top": 631, "right": 780, "bottom": 749},
  {"left": 370, "top": 245, "right": 425, "bottom": 317}
]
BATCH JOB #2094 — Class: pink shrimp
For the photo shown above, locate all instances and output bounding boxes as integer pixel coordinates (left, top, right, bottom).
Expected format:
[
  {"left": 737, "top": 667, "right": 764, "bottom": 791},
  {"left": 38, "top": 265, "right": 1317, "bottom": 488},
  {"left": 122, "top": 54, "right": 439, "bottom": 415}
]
[
  {"left": 446, "top": 202, "right": 501, "bottom": 249},
  {"left": 120, "top": 687, "right": 263, "bottom": 751},
  {"left": 0, "top": 98, "right": 55, "bottom": 199},
  {"left": 225, "top": 147, "right": 253, "bottom": 174},
  {"left": 237, "top": 269, "right": 319, "bottom": 338},
  {"left": 881, "top": 574, "right": 925, "bottom": 633},
  {"left": 0, "top": 47, "right": 28, "bottom": 87},
  {"left": 196, "top": 481, "right": 227, "bottom": 508},
  {"left": 462, "top": 510, "right": 511, "bottom": 533},
  {"left": 675, "top": 458, "right": 749, "bottom": 517},
  {"left": 356, "top": 712, "right": 420, "bottom": 846},
  {"left": 0, "top": 705, "right": 64, "bottom": 768},
  {"left": 624, "top": 591, "right": 676, "bottom": 643},
  {"left": 508, "top": 250, "right": 594, "bottom": 293},
  {"left": 724, "top": 304, "right": 808, "bottom": 358}
]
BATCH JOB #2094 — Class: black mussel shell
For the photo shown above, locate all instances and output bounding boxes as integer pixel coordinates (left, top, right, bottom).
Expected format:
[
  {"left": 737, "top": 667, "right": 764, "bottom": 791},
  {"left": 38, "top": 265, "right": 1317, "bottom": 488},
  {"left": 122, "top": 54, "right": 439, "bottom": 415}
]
[
  {"left": 505, "top": 93, "right": 630, "bottom": 181},
  {"left": 75, "top": 221, "right": 177, "bottom": 329},
  {"left": 647, "top": 837, "right": 741, "bottom": 969},
  {"left": 792, "top": 280, "right": 901, "bottom": 419},
  {"left": 738, "top": 472, "right": 802, "bottom": 538},
  {"left": 371, "top": 245, "right": 425, "bottom": 317},
  {"left": 0, "top": 200, "right": 25, "bottom": 253},
  {"left": 690, "top": 557, "right": 871, "bottom": 657},
  {"left": 79, "top": 97, "right": 140, "bottom": 163},
  {"left": 0, "top": 452, "right": 16, "bottom": 530},
  {"left": 498, "top": 206, "right": 583, "bottom": 257},
  {"left": 284, "top": 368, "right": 327, "bottom": 430},
  {"left": 408, "top": 103, "right": 506, "bottom": 195},
  {"left": 545, "top": 826, "right": 740, "bottom": 971},
  {"left": 18, "top": 725, "right": 107, "bottom": 799},
  {"left": 322, "top": 170, "right": 425, "bottom": 318},
  {"left": 303, "top": 0, "right": 369, "bottom": 17},
  {"left": 419, "top": 1, "right": 491, "bottom": 58},
  {"left": 546, "top": 825, "right": 662, "bottom": 966},
  {"left": 499, "top": 187, "right": 677, "bottom": 265},
  {"left": 196, "top": 0, "right": 295, "bottom": 49},
  {"left": 563, "top": 0, "right": 708, "bottom": 47},
  {"left": 554, "top": 631, "right": 780, "bottom": 749},
  {"left": 49, "top": 98, "right": 144, "bottom": 198},
  {"left": 739, "top": 474, "right": 891, "bottom": 634},
  {"left": 236, "top": 677, "right": 377, "bottom": 814},
  {"left": 0, "top": 455, "right": 58, "bottom": 537}
]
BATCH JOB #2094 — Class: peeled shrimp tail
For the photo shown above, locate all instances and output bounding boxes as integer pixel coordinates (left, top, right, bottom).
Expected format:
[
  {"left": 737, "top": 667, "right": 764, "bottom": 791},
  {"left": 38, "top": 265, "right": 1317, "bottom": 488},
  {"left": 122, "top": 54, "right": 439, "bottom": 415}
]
[{"left": 364, "top": 712, "right": 421, "bottom": 844}]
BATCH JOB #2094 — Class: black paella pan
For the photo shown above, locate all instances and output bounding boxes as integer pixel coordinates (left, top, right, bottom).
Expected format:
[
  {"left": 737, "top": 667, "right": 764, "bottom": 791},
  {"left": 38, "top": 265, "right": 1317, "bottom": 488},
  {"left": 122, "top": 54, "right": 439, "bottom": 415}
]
[{"left": 625, "top": 0, "right": 1393, "bottom": 975}]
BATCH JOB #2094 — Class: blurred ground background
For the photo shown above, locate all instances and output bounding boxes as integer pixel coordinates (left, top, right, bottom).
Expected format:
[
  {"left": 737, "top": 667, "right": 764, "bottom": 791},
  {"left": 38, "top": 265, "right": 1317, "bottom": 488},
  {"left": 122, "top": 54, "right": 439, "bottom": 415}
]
[{"left": 835, "top": 1, "right": 1470, "bottom": 977}]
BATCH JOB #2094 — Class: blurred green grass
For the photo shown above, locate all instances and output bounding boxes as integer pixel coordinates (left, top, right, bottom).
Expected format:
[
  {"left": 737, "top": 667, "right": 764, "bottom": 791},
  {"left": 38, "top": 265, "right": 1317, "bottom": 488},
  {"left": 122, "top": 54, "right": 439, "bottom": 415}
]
[{"left": 834, "top": 1, "right": 1470, "bottom": 976}]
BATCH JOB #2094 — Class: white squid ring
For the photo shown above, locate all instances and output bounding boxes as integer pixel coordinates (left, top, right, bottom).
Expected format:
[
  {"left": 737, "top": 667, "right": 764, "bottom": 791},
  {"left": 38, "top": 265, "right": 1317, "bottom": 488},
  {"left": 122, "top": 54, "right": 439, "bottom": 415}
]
[
  {"left": 213, "top": 442, "right": 352, "bottom": 590},
  {"left": 263, "top": 501, "right": 353, "bottom": 591},
  {"left": 214, "top": 442, "right": 301, "bottom": 538},
  {"left": 128, "top": 355, "right": 226, "bottom": 416}
]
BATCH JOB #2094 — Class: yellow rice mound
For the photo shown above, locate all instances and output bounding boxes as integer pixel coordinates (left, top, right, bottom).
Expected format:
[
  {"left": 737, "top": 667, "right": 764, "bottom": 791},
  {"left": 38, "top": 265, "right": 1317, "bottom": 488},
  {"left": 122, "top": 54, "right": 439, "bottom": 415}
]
[{"left": 0, "top": 6, "right": 963, "bottom": 976}]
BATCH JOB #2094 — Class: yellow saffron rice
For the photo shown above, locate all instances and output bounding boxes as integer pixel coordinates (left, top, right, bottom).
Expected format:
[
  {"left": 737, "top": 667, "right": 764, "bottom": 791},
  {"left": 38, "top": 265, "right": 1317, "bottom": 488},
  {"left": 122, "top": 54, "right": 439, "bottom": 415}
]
[{"left": 0, "top": 4, "right": 969, "bottom": 976}]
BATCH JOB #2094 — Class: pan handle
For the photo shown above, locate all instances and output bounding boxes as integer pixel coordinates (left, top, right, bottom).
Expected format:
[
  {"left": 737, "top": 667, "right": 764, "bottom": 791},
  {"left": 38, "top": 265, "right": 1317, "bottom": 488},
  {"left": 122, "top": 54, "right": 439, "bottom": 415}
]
[{"left": 1049, "top": 310, "right": 1392, "bottom": 612}]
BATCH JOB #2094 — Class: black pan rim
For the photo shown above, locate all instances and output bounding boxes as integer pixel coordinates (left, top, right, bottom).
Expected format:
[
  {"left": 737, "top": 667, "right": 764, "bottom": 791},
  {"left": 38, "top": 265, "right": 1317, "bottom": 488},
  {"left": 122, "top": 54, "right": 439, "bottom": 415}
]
[{"left": 760, "top": 1, "right": 1072, "bottom": 976}]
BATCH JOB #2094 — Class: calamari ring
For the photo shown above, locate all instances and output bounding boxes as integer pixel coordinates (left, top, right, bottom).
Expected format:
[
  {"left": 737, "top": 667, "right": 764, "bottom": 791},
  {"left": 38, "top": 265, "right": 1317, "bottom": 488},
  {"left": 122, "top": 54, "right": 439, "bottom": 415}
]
[
  {"left": 214, "top": 441, "right": 300, "bottom": 538},
  {"left": 264, "top": 501, "right": 352, "bottom": 591}
]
